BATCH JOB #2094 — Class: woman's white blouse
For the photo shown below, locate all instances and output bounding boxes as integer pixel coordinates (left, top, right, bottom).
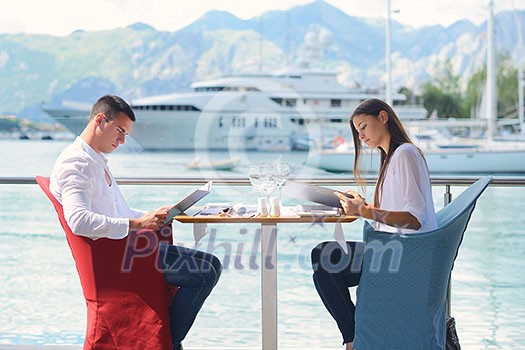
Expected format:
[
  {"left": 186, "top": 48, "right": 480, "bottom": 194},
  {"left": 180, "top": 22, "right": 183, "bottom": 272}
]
[{"left": 375, "top": 143, "right": 438, "bottom": 234}]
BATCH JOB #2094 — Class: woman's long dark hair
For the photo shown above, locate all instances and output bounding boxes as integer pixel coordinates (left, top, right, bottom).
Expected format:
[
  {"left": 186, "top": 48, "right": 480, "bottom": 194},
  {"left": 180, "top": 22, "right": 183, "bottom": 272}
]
[{"left": 350, "top": 98, "right": 424, "bottom": 207}]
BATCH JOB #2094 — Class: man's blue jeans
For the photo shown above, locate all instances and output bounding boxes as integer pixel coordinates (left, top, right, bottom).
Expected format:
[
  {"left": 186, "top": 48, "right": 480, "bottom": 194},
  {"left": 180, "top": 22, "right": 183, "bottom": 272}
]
[{"left": 158, "top": 243, "right": 222, "bottom": 348}]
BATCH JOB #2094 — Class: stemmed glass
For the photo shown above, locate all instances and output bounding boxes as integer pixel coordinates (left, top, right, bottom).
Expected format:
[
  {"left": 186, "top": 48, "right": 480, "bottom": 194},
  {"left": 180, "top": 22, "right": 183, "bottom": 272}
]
[
  {"left": 258, "top": 161, "right": 277, "bottom": 201},
  {"left": 249, "top": 165, "right": 265, "bottom": 197},
  {"left": 273, "top": 161, "right": 290, "bottom": 200}
]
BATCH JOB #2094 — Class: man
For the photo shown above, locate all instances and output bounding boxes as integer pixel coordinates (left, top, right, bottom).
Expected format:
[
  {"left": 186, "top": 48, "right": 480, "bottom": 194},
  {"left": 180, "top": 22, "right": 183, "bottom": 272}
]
[{"left": 50, "top": 94, "right": 221, "bottom": 350}]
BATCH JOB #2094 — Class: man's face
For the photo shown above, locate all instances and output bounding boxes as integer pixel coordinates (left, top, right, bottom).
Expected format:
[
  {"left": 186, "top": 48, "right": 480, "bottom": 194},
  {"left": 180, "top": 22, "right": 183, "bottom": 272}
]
[{"left": 94, "top": 112, "right": 133, "bottom": 153}]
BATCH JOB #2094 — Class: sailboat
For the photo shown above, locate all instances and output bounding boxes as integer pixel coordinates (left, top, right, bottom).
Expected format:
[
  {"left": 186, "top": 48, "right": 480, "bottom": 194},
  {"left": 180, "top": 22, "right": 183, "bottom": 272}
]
[{"left": 305, "top": 1, "right": 525, "bottom": 174}]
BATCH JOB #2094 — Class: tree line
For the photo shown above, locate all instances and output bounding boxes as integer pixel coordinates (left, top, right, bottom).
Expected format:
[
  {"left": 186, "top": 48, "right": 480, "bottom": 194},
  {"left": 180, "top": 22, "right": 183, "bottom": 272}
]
[{"left": 400, "top": 54, "right": 521, "bottom": 121}]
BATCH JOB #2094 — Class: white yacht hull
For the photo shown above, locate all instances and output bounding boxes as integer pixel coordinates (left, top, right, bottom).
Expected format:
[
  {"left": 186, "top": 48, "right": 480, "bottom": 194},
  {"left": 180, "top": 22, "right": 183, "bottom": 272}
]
[
  {"left": 306, "top": 147, "right": 525, "bottom": 173},
  {"left": 44, "top": 108, "right": 296, "bottom": 151}
]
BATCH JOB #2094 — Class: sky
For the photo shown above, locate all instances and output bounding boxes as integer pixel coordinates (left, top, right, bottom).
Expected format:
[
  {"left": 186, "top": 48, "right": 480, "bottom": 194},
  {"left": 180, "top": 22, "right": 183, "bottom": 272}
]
[{"left": 0, "top": 0, "right": 524, "bottom": 36}]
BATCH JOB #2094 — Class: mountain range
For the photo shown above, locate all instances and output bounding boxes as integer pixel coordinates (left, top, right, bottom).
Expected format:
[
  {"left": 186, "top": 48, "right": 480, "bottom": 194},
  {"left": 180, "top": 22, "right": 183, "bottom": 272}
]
[{"left": 0, "top": 0, "right": 523, "bottom": 122}]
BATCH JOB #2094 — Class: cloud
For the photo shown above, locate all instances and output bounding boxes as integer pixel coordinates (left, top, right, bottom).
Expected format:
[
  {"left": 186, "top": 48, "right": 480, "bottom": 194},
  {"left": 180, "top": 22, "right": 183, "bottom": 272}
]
[{"left": 0, "top": 17, "right": 27, "bottom": 34}]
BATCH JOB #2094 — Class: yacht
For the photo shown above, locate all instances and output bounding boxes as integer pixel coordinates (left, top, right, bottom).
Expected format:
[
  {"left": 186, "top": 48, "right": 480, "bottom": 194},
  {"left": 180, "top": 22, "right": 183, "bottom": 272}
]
[
  {"left": 305, "top": 127, "right": 525, "bottom": 173},
  {"left": 42, "top": 67, "right": 426, "bottom": 151}
]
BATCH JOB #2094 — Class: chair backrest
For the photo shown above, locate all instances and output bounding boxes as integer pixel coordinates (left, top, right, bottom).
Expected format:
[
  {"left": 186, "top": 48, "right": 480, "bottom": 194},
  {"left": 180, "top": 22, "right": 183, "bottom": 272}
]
[
  {"left": 434, "top": 176, "right": 492, "bottom": 268},
  {"left": 36, "top": 175, "right": 97, "bottom": 296},
  {"left": 36, "top": 176, "right": 175, "bottom": 350},
  {"left": 354, "top": 176, "right": 491, "bottom": 350},
  {"left": 36, "top": 176, "right": 74, "bottom": 237},
  {"left": 436, "top": 176, "right": 492, "bottom": 227}
]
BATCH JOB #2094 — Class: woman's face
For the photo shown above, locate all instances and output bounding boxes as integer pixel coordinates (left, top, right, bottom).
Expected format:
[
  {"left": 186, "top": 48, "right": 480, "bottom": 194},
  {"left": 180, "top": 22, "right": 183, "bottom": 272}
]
[{"left": 352, "top": 112, "right": 390, "bottom": 151}]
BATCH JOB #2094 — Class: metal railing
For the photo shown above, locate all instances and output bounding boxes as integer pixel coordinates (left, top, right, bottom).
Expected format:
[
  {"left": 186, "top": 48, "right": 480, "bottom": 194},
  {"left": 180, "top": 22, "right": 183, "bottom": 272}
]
[{"left": 2, "top": 175, "right": 525, "bottom": 186}]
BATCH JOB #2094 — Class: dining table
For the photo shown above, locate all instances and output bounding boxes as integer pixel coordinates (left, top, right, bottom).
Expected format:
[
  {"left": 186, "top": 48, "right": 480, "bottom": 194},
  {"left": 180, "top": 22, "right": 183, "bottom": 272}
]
[{"left": 174, "top": 206, "right": 357, "bottom": 350}]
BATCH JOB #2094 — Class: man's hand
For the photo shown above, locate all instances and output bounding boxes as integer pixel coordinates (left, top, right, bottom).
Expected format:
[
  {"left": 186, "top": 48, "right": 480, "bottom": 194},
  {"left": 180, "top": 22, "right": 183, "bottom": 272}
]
[{"left": 129, "top": 206, "right": 171, "bottom": 231}]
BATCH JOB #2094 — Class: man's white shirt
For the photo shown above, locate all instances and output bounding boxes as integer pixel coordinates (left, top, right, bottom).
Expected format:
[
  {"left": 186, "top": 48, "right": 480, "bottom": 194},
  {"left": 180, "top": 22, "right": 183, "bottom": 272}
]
[{"left": 50, "top": 137, "right": 144, "bottom": 240}]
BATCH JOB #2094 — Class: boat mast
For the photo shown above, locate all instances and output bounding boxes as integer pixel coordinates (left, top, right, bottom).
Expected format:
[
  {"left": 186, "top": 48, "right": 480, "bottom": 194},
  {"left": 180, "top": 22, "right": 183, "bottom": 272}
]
[
  {"left": 518, "top": 50, "right": 525, "bottom": 134},
  {"left": 486, "top": 0, "right": 497, "bottom": 142},
  {"left": 259, "top": 17, "right": 264, "bottom": 72},
  {"left": 385, "top": 0, "right": 393, "bottom": 105},
  {"left": 285, "top": 11, "right": 290, "bottom": 67},
  {"left": 514, "top": 1, "right": 525, "bottom": 134},
  {"left": 385, "top": 0, "right": 400, "bottom": 106}
]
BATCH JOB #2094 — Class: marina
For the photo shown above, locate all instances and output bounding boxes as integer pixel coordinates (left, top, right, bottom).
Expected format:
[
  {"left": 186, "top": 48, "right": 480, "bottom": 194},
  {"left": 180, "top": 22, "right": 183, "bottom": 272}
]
[
  {"left": 305, "top": 0, "right": 525, "bottom": 176},
  {"left": 2, "top": 0, "right": 525, "bottom": 348},
  {"left": 39, "top": 4, "right": 525, "bottom": 173}
]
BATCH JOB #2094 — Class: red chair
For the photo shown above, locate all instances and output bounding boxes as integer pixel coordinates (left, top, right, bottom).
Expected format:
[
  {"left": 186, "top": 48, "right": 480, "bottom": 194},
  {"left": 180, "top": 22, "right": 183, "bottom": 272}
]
[{"left": 36, "top": 176, "right": 177, "bottom": 350}]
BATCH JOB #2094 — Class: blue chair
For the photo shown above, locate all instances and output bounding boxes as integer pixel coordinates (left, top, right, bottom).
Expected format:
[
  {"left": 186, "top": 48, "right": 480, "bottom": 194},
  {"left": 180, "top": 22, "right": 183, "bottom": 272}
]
[{"left": 353, "top": 176, "right": 491, "bottom": 350}]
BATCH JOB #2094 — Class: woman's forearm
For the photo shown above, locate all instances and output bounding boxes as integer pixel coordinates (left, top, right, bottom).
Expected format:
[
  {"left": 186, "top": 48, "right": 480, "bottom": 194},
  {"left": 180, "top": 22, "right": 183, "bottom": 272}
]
[{"left": 359, "top": 204, "right": 421, "bottom": 230}]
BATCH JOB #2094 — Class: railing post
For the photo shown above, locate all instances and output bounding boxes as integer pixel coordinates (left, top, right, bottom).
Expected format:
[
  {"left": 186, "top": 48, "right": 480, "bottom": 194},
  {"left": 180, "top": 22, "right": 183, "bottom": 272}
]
[
  {"left": 444, "top": 184, "right": 452, "bottom": 206},
  {"left": 444, "top": 184, "right": 452, "bottom": 317}
]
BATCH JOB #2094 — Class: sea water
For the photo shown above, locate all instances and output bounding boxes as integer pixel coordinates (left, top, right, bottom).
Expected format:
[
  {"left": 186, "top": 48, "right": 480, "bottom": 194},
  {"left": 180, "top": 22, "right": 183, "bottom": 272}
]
[{"left": 0, "top": 139, "right": 524, "bottom": 349}]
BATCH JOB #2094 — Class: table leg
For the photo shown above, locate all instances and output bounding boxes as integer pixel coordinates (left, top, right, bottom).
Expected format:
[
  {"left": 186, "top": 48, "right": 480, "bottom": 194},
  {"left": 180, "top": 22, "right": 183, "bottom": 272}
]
[{"left": 261, "top": 223, "right": 277, "bottom": 350}]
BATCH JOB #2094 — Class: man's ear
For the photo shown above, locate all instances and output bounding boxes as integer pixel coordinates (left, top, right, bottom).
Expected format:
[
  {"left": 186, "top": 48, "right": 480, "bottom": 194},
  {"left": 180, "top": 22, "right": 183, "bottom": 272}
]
[{"left": 94, "top": 113, "right": 105, "bottom": 126}]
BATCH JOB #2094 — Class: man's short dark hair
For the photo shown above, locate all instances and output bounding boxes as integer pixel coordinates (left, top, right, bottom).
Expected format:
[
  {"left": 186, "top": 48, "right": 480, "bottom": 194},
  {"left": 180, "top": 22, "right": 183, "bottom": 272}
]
[{"left": 90, "top": 94, "right": 136, "bottom": 122}]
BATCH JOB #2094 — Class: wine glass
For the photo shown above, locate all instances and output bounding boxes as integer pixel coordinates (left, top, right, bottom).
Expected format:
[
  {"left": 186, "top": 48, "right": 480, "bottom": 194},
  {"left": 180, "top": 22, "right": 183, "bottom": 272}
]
[
  {"left": 259, "top": 161, "right": 277, "bottom": 201},
  {"left": 273, "top": 161, "right": 290, "bottom": 200},
  {"left": 249, "top": 165, "right": 265, "bottom": 197}
]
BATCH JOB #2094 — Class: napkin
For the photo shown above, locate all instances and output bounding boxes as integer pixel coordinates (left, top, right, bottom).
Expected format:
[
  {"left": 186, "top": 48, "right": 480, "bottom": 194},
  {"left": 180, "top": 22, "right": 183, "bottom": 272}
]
[
  {"left": 193, "top": 223, "right": 209, "bottom": 247},
  {"left": 333, "top": 222, "right": 348, "bottom": 254}
]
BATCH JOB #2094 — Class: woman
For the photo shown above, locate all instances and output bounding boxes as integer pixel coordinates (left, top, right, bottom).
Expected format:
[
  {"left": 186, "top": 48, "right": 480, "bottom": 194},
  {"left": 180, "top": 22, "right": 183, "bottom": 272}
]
[{"left": 311, "top": 98, "right": 438, "bottom": 349}]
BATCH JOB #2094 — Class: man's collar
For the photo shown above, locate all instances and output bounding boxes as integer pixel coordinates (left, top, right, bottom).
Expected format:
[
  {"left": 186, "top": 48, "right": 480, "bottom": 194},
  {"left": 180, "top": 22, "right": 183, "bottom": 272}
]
[{"left": 75, "top": 137, "right": 108, "bottom": 165}]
